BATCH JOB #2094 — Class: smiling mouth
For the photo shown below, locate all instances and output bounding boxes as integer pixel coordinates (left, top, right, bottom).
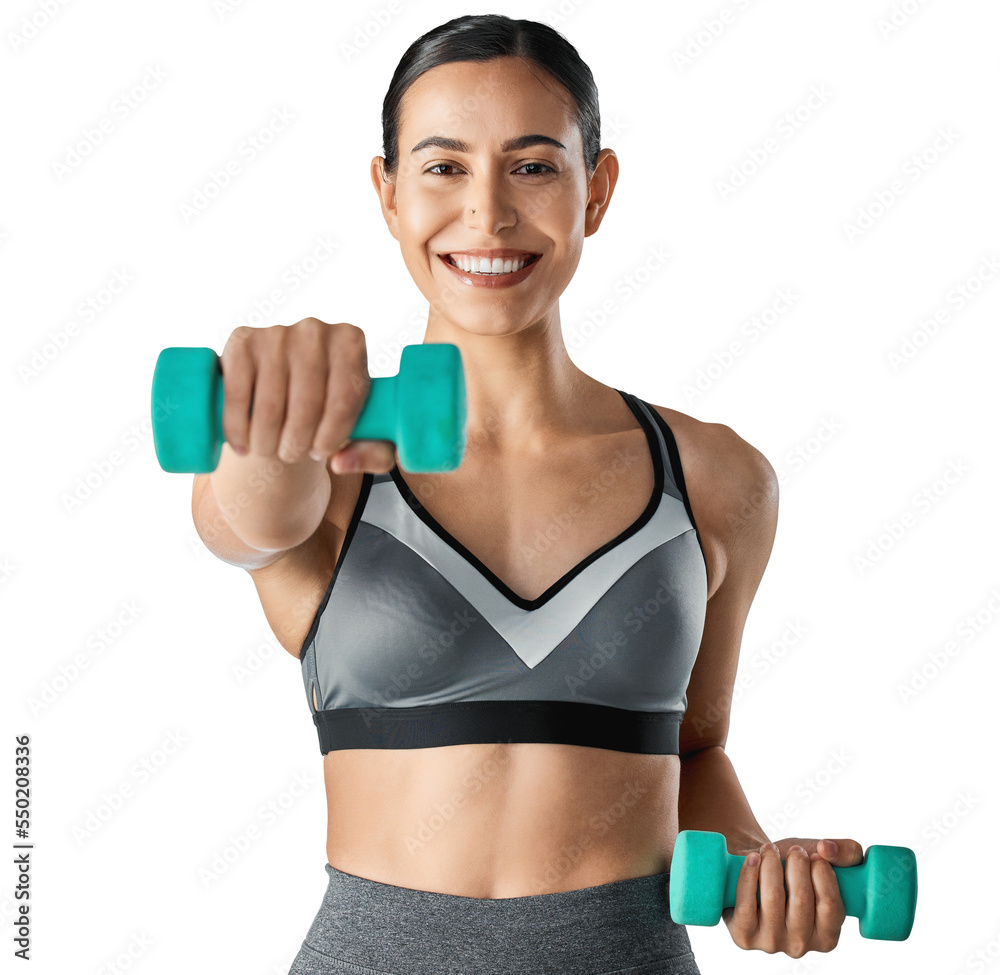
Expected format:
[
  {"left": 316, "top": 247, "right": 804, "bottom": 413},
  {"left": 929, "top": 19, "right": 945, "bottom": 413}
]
[{"left": 443, "top": 253, "right": 541, "bottom": 275}]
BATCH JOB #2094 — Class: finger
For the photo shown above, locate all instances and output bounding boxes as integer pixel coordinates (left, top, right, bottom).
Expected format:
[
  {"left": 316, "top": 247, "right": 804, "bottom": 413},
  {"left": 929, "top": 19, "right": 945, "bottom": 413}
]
[
  {"left": 783, "top": 846, "right": 815, "bottom": 956},
  {"left": 811, "top": 854, "right": 846, "bottom": 943},
  {"left": 312, "top": 327, "right": 369, "bottom": 460},
  {"left": 247, "top": 338, "right": 288, "bottom": 460},
  {"left": 726, "top": 850, "right": 762, "bottom": 946},
  {"left": 278, "top": 329, "right": 327, "bottom": 464},
  {"left": 220, "top": 327, "right": 255, "bottom": 455},
  {"left": 757, "top": 844, "right": 786, "bottom": 951}
]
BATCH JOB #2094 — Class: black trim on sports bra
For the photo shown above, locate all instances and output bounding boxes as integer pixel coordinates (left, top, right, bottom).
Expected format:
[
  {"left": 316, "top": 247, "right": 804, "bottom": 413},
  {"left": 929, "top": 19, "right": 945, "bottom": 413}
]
[
  {"left": 644, "top": 405, "right": 707, "bottom": 569},
  {"left": 312, "top": 699, "right": 684, "bottom": 754},
  {"left": 386, "top": 388, "right": 665, "bottom": 611}
]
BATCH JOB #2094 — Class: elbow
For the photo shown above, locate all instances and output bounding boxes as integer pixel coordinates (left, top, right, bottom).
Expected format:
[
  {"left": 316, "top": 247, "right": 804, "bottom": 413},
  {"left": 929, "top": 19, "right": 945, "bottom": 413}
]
[
  {"left": 678, "top": 742, "right": 725, "bottom": 763},
  {"left": 228, "top": 517, "right": 317, "bottom": 554}
]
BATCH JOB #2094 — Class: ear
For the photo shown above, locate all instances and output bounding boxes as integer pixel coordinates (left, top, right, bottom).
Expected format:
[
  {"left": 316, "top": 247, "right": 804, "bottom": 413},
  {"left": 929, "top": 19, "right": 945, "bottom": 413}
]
[
  {"left": 583, "top": 147, "right": 619, "bottom": 238},
  {"left": 370, "top": 156, "right": 399, "bottom": 241}
]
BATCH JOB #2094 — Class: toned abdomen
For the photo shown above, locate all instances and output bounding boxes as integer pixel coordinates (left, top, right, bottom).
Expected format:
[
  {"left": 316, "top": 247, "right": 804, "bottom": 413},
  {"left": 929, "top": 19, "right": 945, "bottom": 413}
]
[{"left": 321, "top": 742, "right": 680, "bottom": 899}]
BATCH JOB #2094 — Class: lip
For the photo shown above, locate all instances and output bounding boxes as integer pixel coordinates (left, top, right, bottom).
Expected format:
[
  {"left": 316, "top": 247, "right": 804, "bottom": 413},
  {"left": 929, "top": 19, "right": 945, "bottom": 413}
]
[{"left": 438, "top": 252, "right": 541, "bottom": 289}]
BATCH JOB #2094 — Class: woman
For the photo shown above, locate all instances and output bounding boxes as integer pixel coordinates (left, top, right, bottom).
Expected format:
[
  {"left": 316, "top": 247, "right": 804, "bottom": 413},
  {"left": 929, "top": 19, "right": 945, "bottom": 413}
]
[{"left": 192, "top": 14, "right": 864, "bottom": 973}]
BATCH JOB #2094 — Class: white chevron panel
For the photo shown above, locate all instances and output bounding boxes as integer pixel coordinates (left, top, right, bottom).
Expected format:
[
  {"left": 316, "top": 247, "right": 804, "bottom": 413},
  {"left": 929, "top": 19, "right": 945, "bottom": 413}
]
[{"left": 362, "top": 481, "right": 693, "bottom": 668}]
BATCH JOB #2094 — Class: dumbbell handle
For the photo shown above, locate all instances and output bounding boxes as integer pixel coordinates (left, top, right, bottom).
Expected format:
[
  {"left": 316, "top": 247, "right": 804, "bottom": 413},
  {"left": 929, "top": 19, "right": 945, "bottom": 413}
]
[{"left": 721, "top": 851, "right": 873, "bottom": 918}]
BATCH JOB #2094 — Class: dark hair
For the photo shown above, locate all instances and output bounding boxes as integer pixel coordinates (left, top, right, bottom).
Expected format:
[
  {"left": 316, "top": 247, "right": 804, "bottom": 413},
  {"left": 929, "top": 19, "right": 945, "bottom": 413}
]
[{"left": 379, "top": 14, "right": 600, "bottom": 182}]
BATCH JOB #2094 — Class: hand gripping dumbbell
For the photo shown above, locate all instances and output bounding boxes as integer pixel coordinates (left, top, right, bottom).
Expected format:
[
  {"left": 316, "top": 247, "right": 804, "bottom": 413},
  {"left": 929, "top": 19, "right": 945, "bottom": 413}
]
[
  {"left": 669, "top": 829, "right": 917, "bottom": 941},
  {"left": 151, "top": 342, "right": 468, "bottom": 474}
]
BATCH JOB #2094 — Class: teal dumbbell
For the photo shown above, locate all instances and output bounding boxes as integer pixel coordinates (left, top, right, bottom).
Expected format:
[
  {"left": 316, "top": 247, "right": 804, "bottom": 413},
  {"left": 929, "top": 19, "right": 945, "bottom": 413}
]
[
  {"left": 669, "top": 829, "right": 917, "bottom": 941},
  {"left": 151, "top": 342, "right": 467, "bottom": 474}
]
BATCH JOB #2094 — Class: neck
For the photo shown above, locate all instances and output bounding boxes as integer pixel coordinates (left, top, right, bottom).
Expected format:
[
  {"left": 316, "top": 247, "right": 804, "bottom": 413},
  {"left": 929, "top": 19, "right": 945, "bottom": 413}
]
[{"left": 423, "top": 305, "right": 593, "bottom": 453}]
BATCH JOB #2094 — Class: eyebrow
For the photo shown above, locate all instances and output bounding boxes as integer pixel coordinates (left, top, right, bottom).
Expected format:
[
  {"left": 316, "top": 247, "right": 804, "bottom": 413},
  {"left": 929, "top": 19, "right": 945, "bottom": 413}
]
[{"left": 410, "top": 134, "right": 567, "bottom": 155}]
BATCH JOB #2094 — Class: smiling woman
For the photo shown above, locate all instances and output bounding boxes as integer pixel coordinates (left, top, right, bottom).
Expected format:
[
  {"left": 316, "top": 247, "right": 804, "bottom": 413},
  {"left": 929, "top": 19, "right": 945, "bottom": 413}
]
[
  {"left": 189, "top": 11, "right": 805, "bottom": 975},
  {"left": 276, "top": 14, "right": 717, "bottom": 975}
]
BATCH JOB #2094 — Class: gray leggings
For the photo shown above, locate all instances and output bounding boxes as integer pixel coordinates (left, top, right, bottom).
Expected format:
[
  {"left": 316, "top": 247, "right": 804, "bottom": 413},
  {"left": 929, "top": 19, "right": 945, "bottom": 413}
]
[{"left": 288, "top": 861, "right": 702, "bottom": 974}]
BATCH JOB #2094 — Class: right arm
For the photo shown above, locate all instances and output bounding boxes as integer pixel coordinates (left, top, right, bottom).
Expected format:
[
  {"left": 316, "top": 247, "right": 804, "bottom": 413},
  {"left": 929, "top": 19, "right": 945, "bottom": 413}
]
[
  {"left": 189, "top": 319, "right": 396, "bottom": 569},
  {"left": 190, "top": 453, "right": 330, "bottom": 570}
]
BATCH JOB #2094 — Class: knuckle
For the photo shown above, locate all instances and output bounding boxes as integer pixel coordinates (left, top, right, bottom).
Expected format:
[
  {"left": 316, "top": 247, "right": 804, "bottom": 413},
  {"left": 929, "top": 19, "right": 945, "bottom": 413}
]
[
  {"left": 325, "top": 392, "right": 361, "bottom": 427},
  {"left": 787, "top": 938, "right": 808, "bottom": 958},
  {"left": 252, "top": 394, "right": 284, "bottom": 424},
  {"left": 293, "top": 317, "right": 326, "bottom": 343},
  {"left": 759, "top": 885, "right": 784, "bottom": 910},
  {"left": 331, "top": 361, "right": 370, "bottom": 400},
  {"left": 336, "top": 324, "right": 368, "bottom": 360},
  {"left": 227, "top": 324, "right": 254, "bottom": 347},
  {"left": 814, "top": 897, "right": 841, "bottom": 921},
  {"left": 221, "top": 328, "right": 253, "bottom": 366},
  {"left": 337, "top": 321, "right": 364, "bottom": 341}
]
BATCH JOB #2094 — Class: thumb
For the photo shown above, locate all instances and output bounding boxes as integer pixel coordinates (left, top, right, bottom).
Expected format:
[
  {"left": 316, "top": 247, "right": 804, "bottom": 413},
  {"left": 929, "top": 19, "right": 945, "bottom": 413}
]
[
  {"left": 331, "top": 441, "right": 397, "bottom": 474},
  {"left": 817, "top": 838, "right": 865, "bottom": 866}
]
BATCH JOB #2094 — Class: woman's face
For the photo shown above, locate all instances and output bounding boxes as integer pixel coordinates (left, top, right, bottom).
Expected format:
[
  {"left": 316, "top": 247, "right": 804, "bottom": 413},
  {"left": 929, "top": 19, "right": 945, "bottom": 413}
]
[{"left": 371, "top": 56, "right": 617, "bottom": 337}]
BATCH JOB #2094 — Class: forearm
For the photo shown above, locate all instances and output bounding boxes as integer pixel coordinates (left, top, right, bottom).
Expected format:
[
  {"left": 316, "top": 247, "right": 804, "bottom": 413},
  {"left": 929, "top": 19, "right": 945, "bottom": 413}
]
[
  {"left": 208, "top": 443, "right": 331, "bottom": 550},
  {"left": 677, "top": 745, "right": 771, "bottom": 852}
]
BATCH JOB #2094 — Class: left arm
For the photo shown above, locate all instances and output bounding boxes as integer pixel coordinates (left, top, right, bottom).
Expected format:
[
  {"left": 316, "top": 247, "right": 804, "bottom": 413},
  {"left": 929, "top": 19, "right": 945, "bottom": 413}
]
[
  {"left": 675, "top": 421, "right": 777, "bottom": 852},
  {"left": 670, "top": 420, "right": 863, "bottom": 957}
]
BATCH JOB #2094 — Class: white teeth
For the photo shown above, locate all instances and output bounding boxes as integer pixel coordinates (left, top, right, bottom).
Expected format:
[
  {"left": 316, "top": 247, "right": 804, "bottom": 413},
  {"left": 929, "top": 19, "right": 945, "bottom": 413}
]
[{"left": 447, "top": 254, "right": 534, "bottom": 275}]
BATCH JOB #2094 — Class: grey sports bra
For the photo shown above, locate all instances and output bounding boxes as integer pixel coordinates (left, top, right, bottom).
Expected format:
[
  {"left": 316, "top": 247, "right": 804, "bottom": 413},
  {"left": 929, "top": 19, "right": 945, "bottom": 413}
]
[{"left": 298, "top": 390, "right": 708, "bottom": 755}]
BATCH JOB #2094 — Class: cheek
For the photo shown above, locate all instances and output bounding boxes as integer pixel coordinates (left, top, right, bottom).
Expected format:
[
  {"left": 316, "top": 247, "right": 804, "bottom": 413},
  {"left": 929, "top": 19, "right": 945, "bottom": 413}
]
[
  {"left": 398, "top": 193, "right": 442, "bottom": 239},
  {"left": 524, "top": 176, "right": 581, "bottom": 223}
]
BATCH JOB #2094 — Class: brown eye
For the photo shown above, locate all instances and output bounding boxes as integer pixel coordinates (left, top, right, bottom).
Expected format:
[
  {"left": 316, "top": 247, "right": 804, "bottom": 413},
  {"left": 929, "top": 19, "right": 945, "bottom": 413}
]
[{"left": 515, "top": 163, "right": 556, "bottom": 176}]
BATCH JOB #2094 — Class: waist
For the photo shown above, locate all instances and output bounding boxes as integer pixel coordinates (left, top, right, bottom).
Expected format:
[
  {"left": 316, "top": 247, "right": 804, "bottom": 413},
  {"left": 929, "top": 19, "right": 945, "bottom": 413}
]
[{"left": 320, "top": 742, "right": 681, "bottom": 898}]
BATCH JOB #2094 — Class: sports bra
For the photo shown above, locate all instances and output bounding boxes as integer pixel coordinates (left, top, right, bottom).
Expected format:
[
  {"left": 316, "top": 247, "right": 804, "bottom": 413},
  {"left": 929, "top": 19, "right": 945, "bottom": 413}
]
[{"left": 298, "top": 389, "right": 708, "bottom": 755}]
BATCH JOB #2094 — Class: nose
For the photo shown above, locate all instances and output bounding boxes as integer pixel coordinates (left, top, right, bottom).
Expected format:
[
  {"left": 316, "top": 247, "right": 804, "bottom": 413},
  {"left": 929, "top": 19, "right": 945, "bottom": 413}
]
[{"left": 463, "top": 172, "right": 517, "bottom": 234}]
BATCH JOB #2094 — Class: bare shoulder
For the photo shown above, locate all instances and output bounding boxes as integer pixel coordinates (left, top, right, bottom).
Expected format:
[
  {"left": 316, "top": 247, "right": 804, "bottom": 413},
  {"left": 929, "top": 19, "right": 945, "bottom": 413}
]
[{"left": 646, "top": 403, "right": 778, "bottom": 598}]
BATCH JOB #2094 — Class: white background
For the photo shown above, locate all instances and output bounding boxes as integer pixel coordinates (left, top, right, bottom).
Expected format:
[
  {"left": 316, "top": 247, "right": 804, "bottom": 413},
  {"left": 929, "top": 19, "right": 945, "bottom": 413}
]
[{"left": 3, "top": 0, "right": 998, "bottom": 972}]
